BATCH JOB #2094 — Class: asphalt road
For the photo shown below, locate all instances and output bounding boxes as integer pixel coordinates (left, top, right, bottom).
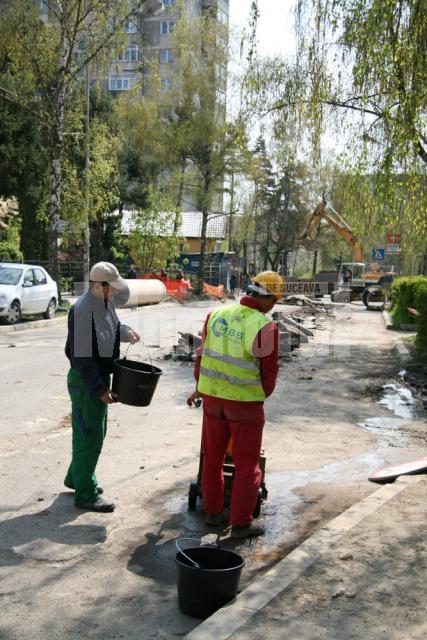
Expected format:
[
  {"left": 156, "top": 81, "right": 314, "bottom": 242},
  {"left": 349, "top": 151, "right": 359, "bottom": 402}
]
[{"left": 0, "top": 299, "right": 424, "bottom": 639}]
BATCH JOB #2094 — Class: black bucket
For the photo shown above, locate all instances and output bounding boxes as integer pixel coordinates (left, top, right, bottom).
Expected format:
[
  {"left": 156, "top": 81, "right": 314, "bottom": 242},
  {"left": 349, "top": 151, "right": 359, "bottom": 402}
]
[
  {"left": 112, "top": 358, "right": 162, "bottom": 407},
  {"left": 175, "top": 541, "right": 245, "bottom": 619}
]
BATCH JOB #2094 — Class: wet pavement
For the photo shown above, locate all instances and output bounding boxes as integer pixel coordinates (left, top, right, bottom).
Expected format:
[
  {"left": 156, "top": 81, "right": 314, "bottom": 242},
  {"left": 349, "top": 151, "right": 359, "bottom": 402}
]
[{"left": 0, "top": 301, "right": 426, "bottom": 639}]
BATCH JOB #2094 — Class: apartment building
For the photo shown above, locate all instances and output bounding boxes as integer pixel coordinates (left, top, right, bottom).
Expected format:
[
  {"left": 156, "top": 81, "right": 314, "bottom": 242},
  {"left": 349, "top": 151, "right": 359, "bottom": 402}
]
[
  {"left": 108, "top": 0, "right": 229, "bottom": 103},
  {"left": 35, "top": 0, "right": 230, "bottom": 225}
]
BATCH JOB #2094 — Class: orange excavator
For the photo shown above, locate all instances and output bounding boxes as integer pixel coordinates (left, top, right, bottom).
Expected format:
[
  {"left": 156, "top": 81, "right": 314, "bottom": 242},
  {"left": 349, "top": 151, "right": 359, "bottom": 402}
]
[{"left": 300, "top": 200, "right": 394, "bottom": 305}]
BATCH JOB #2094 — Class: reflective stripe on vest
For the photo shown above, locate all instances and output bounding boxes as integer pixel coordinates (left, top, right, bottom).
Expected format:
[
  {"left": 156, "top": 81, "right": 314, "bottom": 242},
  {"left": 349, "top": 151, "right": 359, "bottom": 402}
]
[
  {"left": 201, "top": 347, "right": 260, "bottom": 371},
  {"left": 197, "top": 304, "right": 270, "bottom": 402},
  {"left": 199, "top": 366, "right": 261, "bottom": 387}
]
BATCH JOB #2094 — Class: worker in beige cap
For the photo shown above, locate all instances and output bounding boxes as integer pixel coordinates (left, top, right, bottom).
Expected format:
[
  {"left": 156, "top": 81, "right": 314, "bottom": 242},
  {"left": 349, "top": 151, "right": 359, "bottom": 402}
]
[{"left": 64, "top": 262, "right": 140, "bottom": 512}]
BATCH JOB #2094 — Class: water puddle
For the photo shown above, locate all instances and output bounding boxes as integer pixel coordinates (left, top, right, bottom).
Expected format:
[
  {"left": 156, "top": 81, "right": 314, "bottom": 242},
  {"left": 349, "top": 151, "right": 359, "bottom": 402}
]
[
  {"left": 161, "top": 380, "right": 424, "bottom": 573},
  {"left": 378, "top": 383, "right": 414, "bottom": 419},
  {"left": 358, "top": 382, "right": 419, "bottom": 448},
  {"left": 261, "top": 381, "right": 423, "bottom": 555}
]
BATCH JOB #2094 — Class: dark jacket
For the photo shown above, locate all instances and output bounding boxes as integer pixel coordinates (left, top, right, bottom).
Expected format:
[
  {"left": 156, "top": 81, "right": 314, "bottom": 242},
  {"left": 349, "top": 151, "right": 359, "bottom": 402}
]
[{"left": 65, "top": 290, "right": 132, "bottom": 397}]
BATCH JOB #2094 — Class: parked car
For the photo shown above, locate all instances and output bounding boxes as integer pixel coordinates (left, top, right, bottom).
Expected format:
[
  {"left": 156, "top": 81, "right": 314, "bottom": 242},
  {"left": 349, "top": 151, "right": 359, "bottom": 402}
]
[{"left": 0, "top": 263, "right": 58, "bottom": 325}]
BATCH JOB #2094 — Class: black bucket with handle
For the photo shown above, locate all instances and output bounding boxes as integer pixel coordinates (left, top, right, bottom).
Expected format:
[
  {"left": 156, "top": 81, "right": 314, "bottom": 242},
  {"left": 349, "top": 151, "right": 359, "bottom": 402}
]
[
  {"left": 175, "top": 538, "right": 245, "bottom": 619},
  {"left": 112, "top": 344, "right": 162, "bottom": 406}
]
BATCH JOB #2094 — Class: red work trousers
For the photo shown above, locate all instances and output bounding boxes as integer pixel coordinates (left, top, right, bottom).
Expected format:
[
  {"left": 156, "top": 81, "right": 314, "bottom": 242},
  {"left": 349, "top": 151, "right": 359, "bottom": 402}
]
[{"left": 201, "top": 395, "right": 265, "bottom": 527}]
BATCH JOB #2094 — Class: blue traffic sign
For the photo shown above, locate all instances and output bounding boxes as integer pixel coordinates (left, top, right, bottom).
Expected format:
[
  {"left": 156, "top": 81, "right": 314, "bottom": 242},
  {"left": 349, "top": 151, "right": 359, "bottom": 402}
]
[{"left": 372, "top": 248, "right": 385, "bottom": 261}]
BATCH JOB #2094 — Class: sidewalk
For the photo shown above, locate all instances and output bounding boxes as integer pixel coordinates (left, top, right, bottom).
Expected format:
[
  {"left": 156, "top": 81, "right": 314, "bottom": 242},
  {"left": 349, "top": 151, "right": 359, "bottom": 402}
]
[{"left": 186, "top": 475, "right": 427, "bottom": 640}]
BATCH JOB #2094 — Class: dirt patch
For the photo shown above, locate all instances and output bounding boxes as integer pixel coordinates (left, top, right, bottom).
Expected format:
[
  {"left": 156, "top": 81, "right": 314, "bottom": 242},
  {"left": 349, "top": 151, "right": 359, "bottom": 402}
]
[
  {"left": 53, "top": 414, "right": 71, "bottom": 431},
  {"left": 292, "top": 482, "right": 377, "bottom": 541}
]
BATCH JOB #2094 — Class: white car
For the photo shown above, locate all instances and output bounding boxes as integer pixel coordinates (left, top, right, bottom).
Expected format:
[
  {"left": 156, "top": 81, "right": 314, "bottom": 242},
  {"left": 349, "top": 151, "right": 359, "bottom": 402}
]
[{"left": 0, "top": 263, "right": 58, "bottom": 325}]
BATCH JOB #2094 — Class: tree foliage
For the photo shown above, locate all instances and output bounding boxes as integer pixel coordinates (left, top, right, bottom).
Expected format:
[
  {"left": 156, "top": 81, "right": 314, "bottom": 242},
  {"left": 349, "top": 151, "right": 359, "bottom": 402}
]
[
  {"left": 126, "top": 188, "right": 182, "bottom": 274},
  {"left": 0, "top": 0, "right": 160, "bottom": 285},
  {"left": 294, "top": 0, "right": 427, "bottom": 168},
  {"left": 245, "top": 0, "right": 427, "bottom": 247}
]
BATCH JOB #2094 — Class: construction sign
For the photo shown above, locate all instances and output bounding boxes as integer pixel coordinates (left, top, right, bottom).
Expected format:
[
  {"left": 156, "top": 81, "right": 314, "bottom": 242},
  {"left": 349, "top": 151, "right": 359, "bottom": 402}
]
[{"left": 386, "top": 232, "right": 401, "bottom": 254}]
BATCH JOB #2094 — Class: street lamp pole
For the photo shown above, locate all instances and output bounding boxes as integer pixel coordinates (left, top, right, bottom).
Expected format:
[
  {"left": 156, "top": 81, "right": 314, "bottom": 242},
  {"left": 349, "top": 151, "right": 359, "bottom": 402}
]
[{"left": 83, "top": 61, "right": 91, "bottom": 289}]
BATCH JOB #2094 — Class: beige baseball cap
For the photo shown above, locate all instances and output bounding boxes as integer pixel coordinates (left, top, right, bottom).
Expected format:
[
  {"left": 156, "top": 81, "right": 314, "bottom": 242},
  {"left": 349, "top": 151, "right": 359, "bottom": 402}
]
[{"left": 89, "top": 261, "right": 128, "bottom": 291}]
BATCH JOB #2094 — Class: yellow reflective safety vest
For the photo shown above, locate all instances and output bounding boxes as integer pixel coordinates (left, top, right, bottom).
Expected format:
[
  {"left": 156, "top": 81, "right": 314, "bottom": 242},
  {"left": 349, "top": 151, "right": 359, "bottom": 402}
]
[{"left": 197, "top": 304, "right": 270, "bottom": 402}]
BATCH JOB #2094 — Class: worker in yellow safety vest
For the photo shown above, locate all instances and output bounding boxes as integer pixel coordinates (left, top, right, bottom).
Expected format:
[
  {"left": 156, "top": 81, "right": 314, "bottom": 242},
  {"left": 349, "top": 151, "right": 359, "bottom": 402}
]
[{"left": 187, "top": 271, "right": 283, "bottom": 539}]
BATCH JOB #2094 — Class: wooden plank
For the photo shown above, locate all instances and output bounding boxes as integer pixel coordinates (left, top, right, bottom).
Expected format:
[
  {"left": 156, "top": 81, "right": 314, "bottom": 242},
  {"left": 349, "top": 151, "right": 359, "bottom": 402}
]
[{"left": 407, "top": 306, "right": 421, "bottom": 317}]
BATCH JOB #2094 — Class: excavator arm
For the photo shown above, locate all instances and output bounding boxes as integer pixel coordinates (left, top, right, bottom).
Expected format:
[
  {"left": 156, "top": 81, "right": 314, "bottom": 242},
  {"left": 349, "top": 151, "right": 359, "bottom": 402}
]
[{"left": 300, "top": 201, "right": 364, "bottom": 263}]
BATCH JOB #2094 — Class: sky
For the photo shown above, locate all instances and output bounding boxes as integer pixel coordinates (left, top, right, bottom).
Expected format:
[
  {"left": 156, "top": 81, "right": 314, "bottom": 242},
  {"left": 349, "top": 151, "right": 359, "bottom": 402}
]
[
  {"left": 228, "top": 0, "right": 296, "bottom": 59},
  {"left": 226, "top": 0, "right": 297, "bottom": 120}
]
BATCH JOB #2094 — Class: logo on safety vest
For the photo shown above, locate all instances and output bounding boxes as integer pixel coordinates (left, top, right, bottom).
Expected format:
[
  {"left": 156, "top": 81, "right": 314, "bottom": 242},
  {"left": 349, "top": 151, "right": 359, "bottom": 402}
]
[
  {"left": 212, "top": 316, "right": 244, "bottom": 343},
  {"left": 212, "top": 317, "right": 229, "bottom": 337}
]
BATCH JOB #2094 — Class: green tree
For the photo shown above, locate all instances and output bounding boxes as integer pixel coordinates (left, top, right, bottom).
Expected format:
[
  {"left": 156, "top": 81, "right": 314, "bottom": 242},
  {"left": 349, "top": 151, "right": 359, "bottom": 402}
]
[
  {"left": 0, "top": 0, "right": 162, "bottom": 286},
  {"left": 246, "top": 0, "right": 427, "bottom": 271},
  {"left": 60, "top": 111, "right": 121, "bottom": 263},
  {"left": 126, "top": 188, "right": 182, "bottom": 274},
  {"left": 166, "top": 7, "right": 232, "bottom": 293},
  {"left": 259, "top": 163, "right": 310, "bottom": 272},
  {"left": 0, "top": 196, "right": 22, "bottom": 261},
  {"left": 0, "top": 94, "right": 49, "bottom": 260}
]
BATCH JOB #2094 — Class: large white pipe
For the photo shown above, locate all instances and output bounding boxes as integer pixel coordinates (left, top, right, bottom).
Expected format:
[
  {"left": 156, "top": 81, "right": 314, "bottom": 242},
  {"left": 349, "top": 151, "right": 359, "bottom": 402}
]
[{"left": 122, "top": 279, "right": 167, "bottom": 307}]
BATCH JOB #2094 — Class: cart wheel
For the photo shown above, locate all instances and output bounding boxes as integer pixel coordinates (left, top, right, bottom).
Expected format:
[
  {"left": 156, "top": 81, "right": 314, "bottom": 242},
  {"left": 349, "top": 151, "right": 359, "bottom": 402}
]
[
  {"left": 188, "top": 480, "right": 198, "bottom": 510},
  {"left": 252, "top": 490, "right": 262, "bottom": 518},
  {"left": 261, "top": 485, "right": 268, "bottom": 501}
]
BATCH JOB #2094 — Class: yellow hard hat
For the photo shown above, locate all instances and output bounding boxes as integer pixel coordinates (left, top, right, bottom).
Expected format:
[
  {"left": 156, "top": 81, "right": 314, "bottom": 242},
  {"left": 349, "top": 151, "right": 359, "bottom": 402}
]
[{"left": 249, "top": 271, "right": 285, "bottom": 300}]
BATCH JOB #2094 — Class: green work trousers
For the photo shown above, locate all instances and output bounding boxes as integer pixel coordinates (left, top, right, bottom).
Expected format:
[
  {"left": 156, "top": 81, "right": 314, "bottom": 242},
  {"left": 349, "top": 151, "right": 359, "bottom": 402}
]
[{"left": 64, "top": 367, "right": 109, "bottom": 505}]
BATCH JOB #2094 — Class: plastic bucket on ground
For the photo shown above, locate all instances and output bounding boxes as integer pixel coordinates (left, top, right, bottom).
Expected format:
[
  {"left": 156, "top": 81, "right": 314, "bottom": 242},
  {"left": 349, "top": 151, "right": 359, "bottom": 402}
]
[
  {"left": 112, "top": 358, "right": 162, "bottom": 407},
  {"left": 175, "top": 542, "right": 245, "bottom": 619}
]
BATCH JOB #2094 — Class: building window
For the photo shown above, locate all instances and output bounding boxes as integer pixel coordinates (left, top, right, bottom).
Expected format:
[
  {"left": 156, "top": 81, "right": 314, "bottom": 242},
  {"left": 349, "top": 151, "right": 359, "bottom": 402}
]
[
  {"left": 36, "top": 0, "right": 48, "bottom": 14},
  {"left": 216, "top": 90, "right": 226, "bottom": 106},
  {"left": 124, "top": 18, "right": 138, "bottom": 33},
  {"left": 118, "top": 45, "right": 139, "bottom": 63},
  {"left": 217, "top": 9, "right": 228, "bottom": 25},
  {"left": 160, "top": 21, "right": 175, "bottom": 35},
  {"left": 109, "top": 74, "right": 136, "bottom": 91},
  {"left": 215, "top": 64, "right": 227, "bottom": 85},
  {"left": 160, "top": 78, "right": 172, "bottom": 92},
  {"left": 159, "top": 49, "right": 173, "bottom": 64}
]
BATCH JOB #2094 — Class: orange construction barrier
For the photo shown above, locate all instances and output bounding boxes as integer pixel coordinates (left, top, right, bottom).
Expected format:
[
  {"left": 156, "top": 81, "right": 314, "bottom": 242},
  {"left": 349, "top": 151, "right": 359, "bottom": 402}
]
[
  {"left": 138, "top": 274, "right": 191, "bottom": 300},
  {"left": 203, "top": 282, "right": 224, "bottom": 298},
  {"left": 138, "top": 274, "right": 224, "bottom": 300},
  {"left": 165, "top": 278, "right": 192, "bottom": 300}
]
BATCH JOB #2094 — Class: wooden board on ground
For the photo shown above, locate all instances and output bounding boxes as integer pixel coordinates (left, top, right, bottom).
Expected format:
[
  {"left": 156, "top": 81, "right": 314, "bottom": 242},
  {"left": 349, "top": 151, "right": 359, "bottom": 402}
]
[{"left": 368, "top": 456, "right": 427, "bottom": 484}]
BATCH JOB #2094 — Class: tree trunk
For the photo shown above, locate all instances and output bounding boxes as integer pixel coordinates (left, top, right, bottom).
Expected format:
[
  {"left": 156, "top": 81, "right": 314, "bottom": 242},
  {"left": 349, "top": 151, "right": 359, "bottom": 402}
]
[
  {"left": 47, "top": 140, "right": 63, "bottom": 302},
  {"left": 312, "top": 250, "right": 318, "bottom": 277},
  {"left": 47, "top": 39, "right": 67, "bottom": 302},
  {"left": 174, "top": 160, "right": 186, "bottom": 233},
  {"left": 292, "top": 249, "right": 298, "bottom": 276},
  {"left": 228, "top": 171, "right": 235, "bottom": 250},
  {"left": 197, "top": 207, "right": 209, "bottom": 295},
  {"left": 20, "top": 195, "right": 47, "bottom": 261},
  {"left": 196, "top": 168, "right": 212, "bottom": 295},
  {"left": 83, "top": 63, "right": 91, "bottom": 288}
]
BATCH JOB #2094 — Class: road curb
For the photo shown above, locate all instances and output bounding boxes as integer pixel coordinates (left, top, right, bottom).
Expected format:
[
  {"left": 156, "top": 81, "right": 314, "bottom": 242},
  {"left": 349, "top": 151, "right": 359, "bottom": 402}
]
[
  {"left": 381, "top": 309, "right": 413, "bottom": 365},
  {"left": 183, "top": 475, "right": 423, "bottom": 640},
  {"left": 0, "top": 315, "right": 68, "bottom": 334},
  {"left": 382, "top": 309, "right": 394, "bottom": 329},
  {"left": 393, "top": 339, "right": 412, "bottom": 364}
]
